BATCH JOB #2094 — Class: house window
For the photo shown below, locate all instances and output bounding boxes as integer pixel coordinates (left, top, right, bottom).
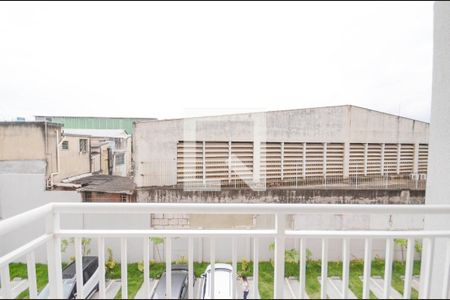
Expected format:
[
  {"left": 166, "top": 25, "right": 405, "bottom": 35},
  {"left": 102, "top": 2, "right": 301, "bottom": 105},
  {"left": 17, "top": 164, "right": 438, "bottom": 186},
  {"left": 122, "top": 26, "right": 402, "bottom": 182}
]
[
  {"left": 120, "top": 194, "right": 128, "bottom": 202},
  {"left": 116, "top": 153, "right": 125, "bottom": 165},
  {"left": 62, "top": 141, "right": 69, "bottom": 150},
  {"left": 115, "top": 138, "right": 123, "bottom": 150},
  {"left": 79, "top": 139, "right": 88, "bottom": 153}
]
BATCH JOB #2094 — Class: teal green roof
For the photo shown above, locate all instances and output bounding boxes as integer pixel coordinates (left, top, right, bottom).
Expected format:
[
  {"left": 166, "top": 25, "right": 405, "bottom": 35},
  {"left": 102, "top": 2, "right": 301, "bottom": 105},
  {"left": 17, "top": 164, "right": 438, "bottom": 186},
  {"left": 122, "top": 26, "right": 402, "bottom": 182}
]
[{"left": 35, "top": 116, "right": 155, "bottom": 134}]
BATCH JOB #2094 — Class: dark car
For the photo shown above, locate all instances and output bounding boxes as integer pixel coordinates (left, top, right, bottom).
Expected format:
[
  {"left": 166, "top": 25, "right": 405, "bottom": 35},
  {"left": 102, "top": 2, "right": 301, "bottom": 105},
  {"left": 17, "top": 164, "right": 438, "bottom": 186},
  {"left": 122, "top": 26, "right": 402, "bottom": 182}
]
[
  {"left": 151, "top": 265, "right": 193, "bottom": 299},
  {"left": 39, "top": 256, "right": 99, "bottom": 299}
]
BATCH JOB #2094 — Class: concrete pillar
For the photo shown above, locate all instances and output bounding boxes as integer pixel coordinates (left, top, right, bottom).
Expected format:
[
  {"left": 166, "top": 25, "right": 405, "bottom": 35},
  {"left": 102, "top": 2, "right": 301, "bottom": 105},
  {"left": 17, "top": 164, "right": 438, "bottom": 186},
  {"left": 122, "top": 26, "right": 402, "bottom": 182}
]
[
  {"left": 364, "top": 143, "right": 368, "bottom": 176},
  {"left": 397, "top": 143, "right": 401, "bottom": 175},
  {"left": 323, "top": 142, "right": 327, "bottom": 177},
  {"left": 302, "top": 142, "right": 307, "bottom": 178},
  {"left": 380, "top": 143, "right": 385, "bottom": 175},
  {"left": 343, "top": 142, "right": 350, "bottom": 178},
  {"left": 413, "top": 142, "right": 420, "bottom": 174},
  {"left": 228, "top": 141, "right": 232, "bottom": 183},
  {"left": 252, "top": 113, "right": 265, "bottom": 186},
  {"left": 253, "top": 141, "right": 261, "bottom": 184},
  {"left": 202, "top": 141, "right": 206, "bottom": 185},
  {"left": 424, "top": 2, "right": 450, "bottom": 298},
  {"left": 281, "top": 142, "right": 285, "bottom": 180}
]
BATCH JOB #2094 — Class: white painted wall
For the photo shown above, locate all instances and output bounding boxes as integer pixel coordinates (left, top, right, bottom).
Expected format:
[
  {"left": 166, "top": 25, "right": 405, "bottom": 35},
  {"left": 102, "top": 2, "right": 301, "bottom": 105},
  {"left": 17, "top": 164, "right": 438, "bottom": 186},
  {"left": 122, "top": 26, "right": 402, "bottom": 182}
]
[
  {"left": 0, "top": 168, "right": 82, "bottom": 262},
  {"left": 0, "top": 161, "right": 149, "bottom": 263},
  {"left": 424, "top": 2, "right": 450, "bottom": 298}
]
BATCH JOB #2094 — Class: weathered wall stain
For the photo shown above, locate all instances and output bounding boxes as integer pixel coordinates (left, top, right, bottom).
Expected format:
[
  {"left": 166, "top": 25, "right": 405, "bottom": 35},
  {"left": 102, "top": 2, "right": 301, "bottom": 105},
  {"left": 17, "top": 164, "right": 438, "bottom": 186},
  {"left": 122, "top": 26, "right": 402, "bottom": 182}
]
[{"left": 137, "top": 188, "right": 424, "bottom": 205}]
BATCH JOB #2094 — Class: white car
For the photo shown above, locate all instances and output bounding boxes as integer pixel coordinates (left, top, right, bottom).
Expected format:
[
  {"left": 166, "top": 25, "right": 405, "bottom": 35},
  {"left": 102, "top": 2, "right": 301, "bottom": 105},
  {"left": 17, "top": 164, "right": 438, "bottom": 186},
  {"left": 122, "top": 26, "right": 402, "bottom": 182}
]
[{"left": 200, "top": 263, "right": 233, "bottom": 299}]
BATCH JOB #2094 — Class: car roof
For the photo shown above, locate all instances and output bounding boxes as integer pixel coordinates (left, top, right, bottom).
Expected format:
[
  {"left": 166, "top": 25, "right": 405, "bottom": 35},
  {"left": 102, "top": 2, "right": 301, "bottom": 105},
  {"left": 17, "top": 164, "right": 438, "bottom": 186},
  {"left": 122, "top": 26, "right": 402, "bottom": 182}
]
[
  {"left": 152, "top": 271, "right": 188, "bottom": 299},
  {"left": 203, "top": 267, "right": 232, "bottom": 299},
  {"left": 62, "top": 256, "right": 98, "bottom": 279}
]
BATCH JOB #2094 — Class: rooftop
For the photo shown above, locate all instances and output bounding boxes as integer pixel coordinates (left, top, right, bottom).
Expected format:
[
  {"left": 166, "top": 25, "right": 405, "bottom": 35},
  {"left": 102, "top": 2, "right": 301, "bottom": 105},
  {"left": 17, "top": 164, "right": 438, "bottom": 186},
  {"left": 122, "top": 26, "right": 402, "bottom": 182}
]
[
  {"left": 0, "top": 121, "right": 62, "bottom": 128},
  {"left": 71, "top": 175, "right": 136, "bottom": 195},
  {"left": 35, "top": 115, "right": 156, "bottom": 120},
  {"left": 135, "top": 104, "right": 430, "bottom": 125},
  {"left": 63, "top": 129, "right": 129, "bottom": 139}
]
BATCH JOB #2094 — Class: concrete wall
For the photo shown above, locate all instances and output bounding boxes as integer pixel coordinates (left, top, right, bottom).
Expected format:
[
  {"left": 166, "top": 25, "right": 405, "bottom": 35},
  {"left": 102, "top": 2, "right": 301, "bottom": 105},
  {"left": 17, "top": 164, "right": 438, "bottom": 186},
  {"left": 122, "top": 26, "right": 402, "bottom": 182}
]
[
  {"left": 0, "top": 122, "right": 61, "bottom": 177},
  {"left": 134, "top": 105, "right": 429, "bottom": 187},
  {"left": 56, "top": 135, "right": 91, "bottom": 181},
  {"left": 137, "top": 187, "right": 424, "bottom": 205},
  {"left": 134, "top": 187, "right": 425, "bottom": 261}
]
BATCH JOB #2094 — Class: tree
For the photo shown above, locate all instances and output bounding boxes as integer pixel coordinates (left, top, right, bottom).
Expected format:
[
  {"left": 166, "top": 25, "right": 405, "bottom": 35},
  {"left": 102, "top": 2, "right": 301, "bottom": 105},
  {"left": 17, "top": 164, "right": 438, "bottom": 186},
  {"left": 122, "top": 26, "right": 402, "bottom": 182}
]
[
  {"left": 394, "top": 239, "right": 407, "bottom": 262},
  {"left": 150, "top": 237, "right": 164, "bottom": 262}
]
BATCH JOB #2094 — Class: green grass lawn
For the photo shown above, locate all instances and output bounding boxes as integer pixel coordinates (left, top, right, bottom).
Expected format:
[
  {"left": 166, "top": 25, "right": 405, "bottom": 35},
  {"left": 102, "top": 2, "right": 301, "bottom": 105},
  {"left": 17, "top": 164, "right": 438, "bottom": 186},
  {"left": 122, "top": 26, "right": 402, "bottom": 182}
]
[{"left": 9, "top": 259, "right": 421, "bottom": 299}]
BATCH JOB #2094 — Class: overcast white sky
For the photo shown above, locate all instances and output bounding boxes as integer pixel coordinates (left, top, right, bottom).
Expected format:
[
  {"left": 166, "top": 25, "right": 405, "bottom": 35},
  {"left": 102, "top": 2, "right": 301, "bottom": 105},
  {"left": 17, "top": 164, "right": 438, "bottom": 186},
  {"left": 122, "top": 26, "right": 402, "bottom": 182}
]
[{"left": 0, "top": 1, "right": 433, "bottom": 122}]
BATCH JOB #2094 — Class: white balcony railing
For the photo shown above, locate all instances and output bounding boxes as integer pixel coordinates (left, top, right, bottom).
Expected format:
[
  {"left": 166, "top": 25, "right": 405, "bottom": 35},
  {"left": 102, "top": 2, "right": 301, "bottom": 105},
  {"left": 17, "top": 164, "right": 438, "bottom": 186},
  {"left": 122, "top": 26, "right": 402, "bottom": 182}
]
[{"left": 1, "top": 203, "right": 450, "bottom": 299}]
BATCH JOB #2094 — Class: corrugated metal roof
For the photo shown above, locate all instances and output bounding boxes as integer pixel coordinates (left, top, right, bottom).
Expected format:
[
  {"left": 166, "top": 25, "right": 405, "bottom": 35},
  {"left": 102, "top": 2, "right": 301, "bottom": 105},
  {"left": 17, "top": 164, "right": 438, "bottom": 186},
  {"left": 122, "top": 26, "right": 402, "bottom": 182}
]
[
  {"left": 72, "top": 175, "right": 136, "bottom": 194},
  {"left": 63, "top": 129, "right": 129, "bottom": 139}
]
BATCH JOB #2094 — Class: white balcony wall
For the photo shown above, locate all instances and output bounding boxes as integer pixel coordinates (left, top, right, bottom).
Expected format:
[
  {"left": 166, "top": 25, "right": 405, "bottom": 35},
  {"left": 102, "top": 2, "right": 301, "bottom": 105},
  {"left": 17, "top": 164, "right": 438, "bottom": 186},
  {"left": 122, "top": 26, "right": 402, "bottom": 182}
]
[
  {"left": 424, "top": 2, "right": 450, "bottom": 298},
  {"left": 0, "top": 164, "right": 82, "bottom": 262}
]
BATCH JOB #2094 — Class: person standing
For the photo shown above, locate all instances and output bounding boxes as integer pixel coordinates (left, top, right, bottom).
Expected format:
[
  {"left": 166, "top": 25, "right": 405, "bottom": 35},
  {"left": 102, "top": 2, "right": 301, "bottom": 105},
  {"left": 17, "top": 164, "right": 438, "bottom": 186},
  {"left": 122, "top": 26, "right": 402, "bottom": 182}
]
[{"left": 241, "top": 276, "right": 250, "bottom": 299}]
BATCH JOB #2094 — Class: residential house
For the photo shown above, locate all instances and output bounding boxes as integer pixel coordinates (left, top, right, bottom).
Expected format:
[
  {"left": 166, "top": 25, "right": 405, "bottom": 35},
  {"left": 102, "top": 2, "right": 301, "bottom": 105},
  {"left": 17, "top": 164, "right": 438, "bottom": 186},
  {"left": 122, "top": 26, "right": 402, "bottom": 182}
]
[
  {"left": 63, "top": 129, "right": 132, "bottom": 177},
  {"left": 69, "top": 175, "right": 136, "bottom": 202}
]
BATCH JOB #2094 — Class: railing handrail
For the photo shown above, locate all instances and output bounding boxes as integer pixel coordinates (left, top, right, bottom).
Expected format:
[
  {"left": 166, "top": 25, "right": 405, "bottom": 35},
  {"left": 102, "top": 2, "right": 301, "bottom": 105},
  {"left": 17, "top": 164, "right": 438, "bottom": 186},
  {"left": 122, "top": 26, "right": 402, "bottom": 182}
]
[
  {"left": 3, "top": 202, "right": 450, "bottom": 236},
  {"left": 0, "top": 203, "right": 53, "bottom": 236}
]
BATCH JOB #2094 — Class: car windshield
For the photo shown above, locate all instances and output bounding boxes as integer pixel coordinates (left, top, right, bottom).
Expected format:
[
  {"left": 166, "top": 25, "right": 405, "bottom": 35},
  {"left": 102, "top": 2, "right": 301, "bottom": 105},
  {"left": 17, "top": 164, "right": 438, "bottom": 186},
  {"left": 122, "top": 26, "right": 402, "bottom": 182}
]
[
  {"left": 62, "top": 278, "right": 76, "bottom": 298},
  {"left": 152, "top": 271, "right": 187, "bottom": 299}
]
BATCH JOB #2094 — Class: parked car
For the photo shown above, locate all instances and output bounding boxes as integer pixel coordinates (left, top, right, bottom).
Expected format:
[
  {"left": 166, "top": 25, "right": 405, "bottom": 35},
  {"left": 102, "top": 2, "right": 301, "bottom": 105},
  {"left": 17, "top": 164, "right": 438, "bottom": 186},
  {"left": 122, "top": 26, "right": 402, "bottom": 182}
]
[
  {"left": 151, "top": 265, "right": 192, "bottom": 299},
  {"left": 39, "top": 256, "right": 99, "bottom": 299},
  {"left": 200, "top": 263, "right": 233, "bottom": 299}
]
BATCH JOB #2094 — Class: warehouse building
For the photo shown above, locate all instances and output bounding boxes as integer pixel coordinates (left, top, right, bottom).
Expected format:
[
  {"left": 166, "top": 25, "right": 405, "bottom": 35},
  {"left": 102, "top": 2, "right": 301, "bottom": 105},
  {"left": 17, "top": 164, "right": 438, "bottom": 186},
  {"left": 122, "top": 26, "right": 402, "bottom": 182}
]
[{"left": 133, "top": 105, "right": 429, "bottom": 189}]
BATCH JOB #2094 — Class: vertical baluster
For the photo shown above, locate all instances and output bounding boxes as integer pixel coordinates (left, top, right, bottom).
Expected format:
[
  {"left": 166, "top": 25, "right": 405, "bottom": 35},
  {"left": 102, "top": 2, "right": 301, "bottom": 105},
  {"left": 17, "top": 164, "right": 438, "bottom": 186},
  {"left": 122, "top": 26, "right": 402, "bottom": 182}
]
[
  {"left": 165, "top": 237, "right": 172, "bottom": 299},
  {"left": 143, "top": 237, "right": 150, "bottom": 299},
  {"left": 75, "top": 237, "right": 84, "bottom": 299},
  {"left": 321, "top": 238, "right": 328, "bottom": 299},
  {"left": 210, "top": 238, "right": 216, "bottom": 299},
  {"left": 121, "top": 237, "right": 128, "bottom": 299},
  {"left": 441, "top": 238, "right": 450, "bottom": 299},
  {"left": 188, "top": 237, "right": 194, "bottom": 299},
  {"left": 253, "top": 238, "right": 259, "bottom": 299},
  {"left": 232, "top": 237, "right": 238, "bottom": 299},
  {"left": 26, "top": 252, "right": 38, "bottom": 299},
  {"left": 362, "top": 238, "right": 372, "bottom": 299},
  {"left": 403, "top": 238, "right": 415, "bottom": 299},
  {"left": 46, "top": 212, "right": 63, "bottom": 298},
  {"left": 420, "top": 237, "right": 435, "bottom": 299},
  {"left": 383, "top": 238, "right": 394, "bottom": 299},
  {"left": 0, "top": 265, "right": 12, "bottom": 299},
  {"left": 299, "top": 238, "right": 307, "bottom": 299},
  {"left": 274, "top": 213, "right": 286, "bottom": 299},
  {"left": 98, "top": 238, "right": 106, "bottom": 299},
  {"left": 342, "top": 238, "right": 350, "bottom": 299}
]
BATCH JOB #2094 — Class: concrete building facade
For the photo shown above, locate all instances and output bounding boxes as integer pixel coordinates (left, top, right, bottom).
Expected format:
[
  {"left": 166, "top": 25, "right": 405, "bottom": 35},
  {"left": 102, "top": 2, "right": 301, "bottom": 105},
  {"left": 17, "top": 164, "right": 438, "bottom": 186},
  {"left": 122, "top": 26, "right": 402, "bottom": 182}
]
[
  {"left": 0, "top": 122, "right": 64, "bottom": 187},
  {"left": 56, "top": 134, "right": 91, "bottom": 182},
  {"left": 134, "top": 105, "right": 429, "bottom": 188},
  {"left": 63, "top": 129, "right": 132, "bottom": 177}
]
